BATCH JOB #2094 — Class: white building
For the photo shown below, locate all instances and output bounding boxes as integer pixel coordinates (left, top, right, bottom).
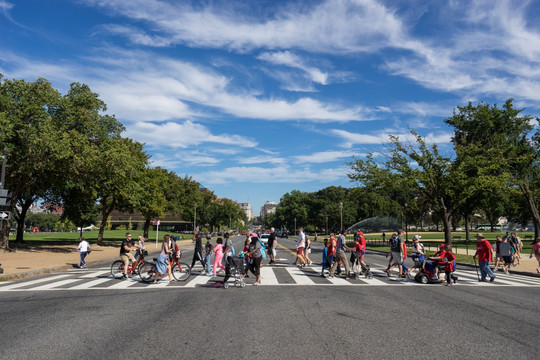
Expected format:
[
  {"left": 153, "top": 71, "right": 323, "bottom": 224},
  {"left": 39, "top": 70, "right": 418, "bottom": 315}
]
[
  {"left": 237, "top": 202, "right": 254, "bottom": 221},
  {"left": 260, "top": 201, "right": 277, "bottom": 218}
]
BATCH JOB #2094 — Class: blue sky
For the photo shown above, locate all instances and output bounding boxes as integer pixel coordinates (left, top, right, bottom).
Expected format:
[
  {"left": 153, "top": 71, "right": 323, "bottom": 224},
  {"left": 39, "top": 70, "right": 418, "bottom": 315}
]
[{"left": 1, "top": 0, "right": 540, "bottom": 215}]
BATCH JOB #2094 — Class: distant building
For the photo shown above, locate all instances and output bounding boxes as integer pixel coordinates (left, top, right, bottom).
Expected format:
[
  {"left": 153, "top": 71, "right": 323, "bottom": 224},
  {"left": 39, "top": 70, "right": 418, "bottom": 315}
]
[
  {"left": 237, "top": 202, "right": 254, "bottom": 221},
  {"left": 260, "top": 201, "right": 277, "bottom": 218}
]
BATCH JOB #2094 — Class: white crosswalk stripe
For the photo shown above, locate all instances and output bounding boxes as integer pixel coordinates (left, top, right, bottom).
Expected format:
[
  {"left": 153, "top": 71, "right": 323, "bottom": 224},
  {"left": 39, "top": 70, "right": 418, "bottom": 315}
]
[{"left": 1, "top": 265, "right": 539, "bottom": 291}]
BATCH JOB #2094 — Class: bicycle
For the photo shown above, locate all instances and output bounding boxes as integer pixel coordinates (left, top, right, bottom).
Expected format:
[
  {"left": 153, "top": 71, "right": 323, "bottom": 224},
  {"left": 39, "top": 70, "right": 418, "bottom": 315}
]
[
  {"left": 139, "top": 249, "right": 191, "bottom": 283},
  {"left": 111, "top": 250, "right": 149, "bottom": 279}
]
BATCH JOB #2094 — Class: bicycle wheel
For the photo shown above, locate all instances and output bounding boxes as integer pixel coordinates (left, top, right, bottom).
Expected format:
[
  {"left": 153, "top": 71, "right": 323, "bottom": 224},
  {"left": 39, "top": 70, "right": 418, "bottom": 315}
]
[
  {"left": 111, "top": 260, "right": 125, "bottom": 279},
  {"left": 172, "top": 262, "right": 191, "bottom": 281},
  {"left": 139, "top": 262, "right": 156, "bottom": 283}
]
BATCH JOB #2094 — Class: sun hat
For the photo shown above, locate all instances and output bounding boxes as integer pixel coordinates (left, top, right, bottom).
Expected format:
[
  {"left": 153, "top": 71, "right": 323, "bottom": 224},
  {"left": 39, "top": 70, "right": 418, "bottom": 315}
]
[{"left": 413, "top": 235, "right": 421, "bottom": 240}]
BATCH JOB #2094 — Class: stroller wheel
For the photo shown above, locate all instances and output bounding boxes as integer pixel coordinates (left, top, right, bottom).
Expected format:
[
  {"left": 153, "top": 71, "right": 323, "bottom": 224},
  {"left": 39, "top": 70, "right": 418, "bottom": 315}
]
[
  {"left": 223, "top": 282, "right": 229, "bottom": 289},
  {"left": 366, "top": 272, "right": 373, "bottom": 280}
]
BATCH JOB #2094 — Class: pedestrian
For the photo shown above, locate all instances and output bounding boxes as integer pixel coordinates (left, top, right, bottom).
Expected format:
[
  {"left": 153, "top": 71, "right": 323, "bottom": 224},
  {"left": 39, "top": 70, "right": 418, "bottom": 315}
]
[
  {"left": 295, "top": 227, "right": 306, "bottom": 268},
  {"left": 328, "top": 233, "right": 337, "bottom": 270},
  {"left": 529, "top": 237, "right": 540, "bottom": 274},
  {"left": 329, "top": 229, "right": 352, "bottom": 279},
  {"left": 442, "top": 245, "right": 458, "bottom": 286},
  {"left": 268, "top": 227, "right": 277, "bottom": 264},
  {"left": 382, "top": 232, "right": 386, "bottom": 242},
  {"left": 411, "top": 235, "right": 425, "bottom": 267},
  {"left": 222, "top": 232, "right": 234, "bottom": 268},
  {"left": 77, "top": 237, "right": 90, "bottom": 269},
  {"left": 321, "top": 238, "right": 331, "bottom": 277},
  {"left": 385, "top": 229, "right": 405, "bottom": 277},
  {"left": 304, "top": 234, "right": 313, "bottom": 265},
  {"left": 209, "top": 238, "right": 226, "bottom": 277},
  {"left": 247, "top": 234, "right": 263, "bottom": 285},
  {"left": 511, "top": 232, "right": 522, "bottom": 266},
  {"left": 190, "top": 231, "right": 206, "bottom": 271},
  {"left": 204, "top": 236, "right": 214, "bottom": 275},
  {"left": 499, "top": 236, "right": 513, "bottom": 274},
  {"left": 473, "top": 233, "right": 496, "bottom": 282},
  {"left": 154, "top": 235, "right": 173, "bottom": 284},
  {"left": 494, "top": 236, "right": 503, "bottom": 270}
]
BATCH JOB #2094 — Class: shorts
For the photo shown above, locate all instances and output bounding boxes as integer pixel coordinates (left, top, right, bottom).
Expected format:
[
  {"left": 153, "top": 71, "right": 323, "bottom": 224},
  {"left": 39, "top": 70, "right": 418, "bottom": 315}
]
[
  {"left": 271, "top": 248, "right": 276, "bottom": 257},
  {"left": 297, "top": 247, "right": 305, "bottom": 255},
  {"left": 121, "top": 252, "right": 135, "bottom": 265},
  {"left": 502, "top": 255, "right": 513, "bottom": 264},
  {"left": 391, "top": 252, "right": 403, "bottom": 265}
]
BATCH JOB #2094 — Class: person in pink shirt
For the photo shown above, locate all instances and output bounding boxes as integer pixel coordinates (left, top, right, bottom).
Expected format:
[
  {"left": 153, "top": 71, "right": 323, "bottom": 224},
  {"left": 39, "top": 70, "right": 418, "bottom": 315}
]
[
  {"left": 209, "top": 238, "right": 226, "bottom": 277},
  {"left": 530, "top": 238, "right": 540, "bottom": 274}
]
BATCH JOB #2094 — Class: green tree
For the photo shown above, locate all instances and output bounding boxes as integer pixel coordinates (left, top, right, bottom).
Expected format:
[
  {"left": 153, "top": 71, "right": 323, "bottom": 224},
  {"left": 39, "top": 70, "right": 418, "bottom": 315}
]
[{"left": 445, "top": 99, "right": 540, "bottom": 238}]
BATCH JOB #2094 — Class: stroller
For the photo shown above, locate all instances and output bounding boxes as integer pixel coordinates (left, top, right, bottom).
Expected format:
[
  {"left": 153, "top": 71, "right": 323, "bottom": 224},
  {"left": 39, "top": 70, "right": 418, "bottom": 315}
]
[
  {"left": 223, "top": 255, "right": 246, "bottom": 289},
  {"left": 352, "top": 252, "right": 373, "bottom": 280}
]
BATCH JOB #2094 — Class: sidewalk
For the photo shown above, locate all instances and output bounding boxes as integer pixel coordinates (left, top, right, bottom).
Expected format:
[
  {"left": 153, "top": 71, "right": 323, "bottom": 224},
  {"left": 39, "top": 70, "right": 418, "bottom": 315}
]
[{"left": 0, "top": 240, "right": 194, "bottom": 280}]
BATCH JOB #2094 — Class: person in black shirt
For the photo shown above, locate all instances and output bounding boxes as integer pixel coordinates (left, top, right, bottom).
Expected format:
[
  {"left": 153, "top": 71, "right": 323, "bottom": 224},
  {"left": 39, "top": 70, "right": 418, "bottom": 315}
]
[{"left": 190, "top": 231, "right": 206, "bottom": 271}]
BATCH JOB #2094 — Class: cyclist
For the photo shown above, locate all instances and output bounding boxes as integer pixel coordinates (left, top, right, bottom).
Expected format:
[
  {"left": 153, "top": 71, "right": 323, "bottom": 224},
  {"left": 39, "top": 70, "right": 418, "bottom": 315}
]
[{"left": 119, "top": 232, "right": 143, "bottom": 278}]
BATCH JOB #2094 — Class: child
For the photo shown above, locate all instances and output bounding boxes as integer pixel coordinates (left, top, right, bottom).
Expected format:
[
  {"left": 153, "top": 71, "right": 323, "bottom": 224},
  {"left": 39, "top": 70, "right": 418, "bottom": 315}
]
[
  {"left": 321, "top": 238, "right": 330, "bottom": 277},
  {"left": 134, "top": 235, "right": 146, "bottom": 260},
  {"left": 243, "top": 239, "right": 251, "bottom": 278},
  {"left": 442, "top": 244, "right": 458, "bottom": 286},
  {"left": 77, "top": 237, "right": 90, "bottom": 268},
  {"left": 204, "top": 236, "right": 214, "bottom": 275},
  {"left": 210, "top": 238, "right": 226, "bottom": 277}
]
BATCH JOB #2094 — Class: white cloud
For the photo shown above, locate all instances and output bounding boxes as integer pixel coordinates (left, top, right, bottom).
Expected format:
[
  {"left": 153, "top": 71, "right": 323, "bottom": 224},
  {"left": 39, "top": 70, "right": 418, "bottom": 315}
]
[
  {"left": 81, "top": 0, "right": 407, "bottom": 53},
  {"left": 258, "top": 51, "right": 328, "bottom": 85},
  {"left": 293, "top": 150, "right": 363, "bottom": 164},
  {"left": 193, "top": 165, "right": 344, "bottom": 185},
  {"left": 125, "top": 120, "right": 258, "bottom": 149},
  {"left": 330, "top": 128, "right": 453, "bottom": 148},
  {"left": 237, "top": 155, "right": 287, "bottom": 165}
]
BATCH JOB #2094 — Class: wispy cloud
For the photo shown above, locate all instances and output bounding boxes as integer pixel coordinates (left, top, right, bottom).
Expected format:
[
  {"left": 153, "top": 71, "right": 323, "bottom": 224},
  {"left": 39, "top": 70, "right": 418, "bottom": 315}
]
[
  {"left": 258, "top": 51, "right": 328, "bottom": 85},
  {"left": 125, "top": 120, "right": 258, "bottom": 149},
  {"left": 293, "top": 150, "right": 363, "bottom": 164}
]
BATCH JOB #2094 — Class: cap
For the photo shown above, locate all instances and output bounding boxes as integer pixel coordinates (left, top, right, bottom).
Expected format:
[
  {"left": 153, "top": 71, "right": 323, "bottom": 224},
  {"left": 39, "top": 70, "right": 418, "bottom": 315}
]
[
  {"left": 413, "top": 235, "right": 421, "bottom": 240},
  {"left": 357, "top": 231, "right": 363, "bottom": 235},
  {"left": 476, "top": 233, "right": 483, "bottom": 238},
  {"left": 398, "top": 229, "right": 404, "bottom": 233},
  {"left": 438, "top": 244, "right": 445, "bottom": 248}
]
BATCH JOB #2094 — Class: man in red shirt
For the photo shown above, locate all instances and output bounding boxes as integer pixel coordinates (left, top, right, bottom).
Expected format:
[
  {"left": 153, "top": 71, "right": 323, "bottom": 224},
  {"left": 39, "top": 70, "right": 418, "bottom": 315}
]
[{"left": 473, "top": 233, "right": 496, "bottom": 282}]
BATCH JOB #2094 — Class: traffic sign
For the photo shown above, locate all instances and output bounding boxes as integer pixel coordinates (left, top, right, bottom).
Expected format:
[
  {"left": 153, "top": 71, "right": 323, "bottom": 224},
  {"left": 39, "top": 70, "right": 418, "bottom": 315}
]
[
  {"left": 0, "top": 211, "right": 10, "bottom": 220},
  {"left": 0, "top": 189, "right": 11, "bottom": 207}
]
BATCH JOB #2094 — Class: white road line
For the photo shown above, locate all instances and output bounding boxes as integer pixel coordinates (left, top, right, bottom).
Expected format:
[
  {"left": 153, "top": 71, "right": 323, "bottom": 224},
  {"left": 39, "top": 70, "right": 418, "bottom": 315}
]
[
  {"left": 70, "top": 277, "right": 116, "bottom": 289},
  {"left": 260, "top": 266, "right": 278, "bottom": 285},
  {"left": 0, "top": 274, "right": 71, "bottom": 290},
  {"left": 31, "top": 279, "right": 81, "bottom": 290},
  {"left": 184, "top": 274, "right": 212, "bottom": 288},
  {"left": 106, "top": 279, "right": 140, "bottom": 289},
  {"left": 78, "top": 271, "right": 110, "bottom": 279},
  {"left": 285, "top": 267, "right": 316, "bottom": 285}
]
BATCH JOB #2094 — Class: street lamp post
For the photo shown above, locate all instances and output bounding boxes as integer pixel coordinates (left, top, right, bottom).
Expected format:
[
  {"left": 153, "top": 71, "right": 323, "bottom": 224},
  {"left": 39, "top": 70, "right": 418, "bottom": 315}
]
[
  {"left": 193, "top": 205, "right": 197, "bottom": 233},
  {"left": 294, "top": 218, "right": 297, "bottom": 236},
  {"left": 339, "top": 202, "right": 343, "bottom": 232},
  {"left": 325, "top": 216, "right": 328, "bottom": 235},
  {"left": 404, "top": 202, "right": 408, "bottom": 242}
]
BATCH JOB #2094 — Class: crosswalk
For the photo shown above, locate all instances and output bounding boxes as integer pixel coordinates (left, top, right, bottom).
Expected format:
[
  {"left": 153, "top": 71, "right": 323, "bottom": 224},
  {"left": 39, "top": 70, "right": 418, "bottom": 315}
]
[{"left": 0, "top": 265, "right": 539, "bottom": 291}]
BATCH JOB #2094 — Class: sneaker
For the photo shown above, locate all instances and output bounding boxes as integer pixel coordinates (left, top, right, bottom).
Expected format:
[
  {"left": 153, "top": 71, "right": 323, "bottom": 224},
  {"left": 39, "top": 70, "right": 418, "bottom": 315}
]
[
  {"left": 253, "top": 281, "right": 260, "bottom": 286},
  {"left": 345, "top": 276, "right": 351, "bottom": 280},
  {"left": 445, "top": 283, "right": 453, "bottom": 286},
  {"left": 320, "top": 274, "right": 326, "bottom": 278},
  {"left": 490, "top": 276, "right": 495, "bottom": 282},
  {"left": 328, "top": 275, "right": 334, "bottom": 279},
  {"left": 479, "top": 279, "right": 488, "bottom": 282},
  {"left": 453, "top": 277, "right": 458, "bottom": 284},
  {"left": 385, "top": 269, "right": 391, "bottom": 277},
  {"left": 208, "top": 274, "right": 216, "bottom": 278}
]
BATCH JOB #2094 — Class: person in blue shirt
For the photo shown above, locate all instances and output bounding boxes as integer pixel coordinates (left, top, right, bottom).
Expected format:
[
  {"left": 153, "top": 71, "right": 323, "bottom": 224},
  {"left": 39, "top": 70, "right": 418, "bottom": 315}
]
[{"left": 321, "top": 238, "right": 330, "bottom": 277}]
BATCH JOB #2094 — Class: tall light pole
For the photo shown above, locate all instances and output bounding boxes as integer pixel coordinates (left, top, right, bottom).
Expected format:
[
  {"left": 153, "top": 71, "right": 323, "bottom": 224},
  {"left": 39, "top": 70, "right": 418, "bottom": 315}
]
[
  {"left": 404, "top": 202, "right": 408, "bottom": 242},
  {"left": 193, "top": 205, "right": 197, "bottom": 233},
  {"left": 339, "top": 202, "right": 343, "bottom": 232},
  {"left": 325, "top": 216, "right": 328, "bottom": 235},
  {"left": 294, "top": 217, "right": 297, "bottom": 235},
  {"left": 0, "top": 148, "right": 7, "bottom": 188}
]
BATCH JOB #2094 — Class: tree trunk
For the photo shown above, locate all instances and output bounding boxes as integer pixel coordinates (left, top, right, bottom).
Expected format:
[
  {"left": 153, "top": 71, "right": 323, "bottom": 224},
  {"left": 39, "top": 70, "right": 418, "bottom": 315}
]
[
  {"left": 464, "top": 216, "right": 470, "bottom": 241},
  {"left": 440, "top": 197, "right": 453, "bottom": 248},
  {"left": 0, "top": 220, "right": 10, "bottom": 250},
  {"left": 143, "top": 218, "right": 150, "bottom": 239},
  {"left": 521, "top": 183, "right": 540, "bottom": 239},
  {"left": 97, "top": 206, "right": 113, "bottom": 246},
  {"left": 15, "top": 199, "right": 33, "bottom": 243}
]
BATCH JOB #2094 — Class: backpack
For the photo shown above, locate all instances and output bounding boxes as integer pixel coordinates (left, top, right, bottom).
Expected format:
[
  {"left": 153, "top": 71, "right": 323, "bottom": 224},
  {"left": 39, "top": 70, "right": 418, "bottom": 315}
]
[
  {"left": 258, "top": 239, "right": 267, "bottom": 259},
  {"left": 390, "top": 236, "right": 399, "bottom": 249}
]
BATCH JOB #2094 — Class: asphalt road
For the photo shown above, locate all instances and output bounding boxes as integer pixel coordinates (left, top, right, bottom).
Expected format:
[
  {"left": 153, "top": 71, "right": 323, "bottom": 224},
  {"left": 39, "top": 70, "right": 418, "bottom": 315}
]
[{"left": 0, "top": 236, "right": 538, "bottom": 360}]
